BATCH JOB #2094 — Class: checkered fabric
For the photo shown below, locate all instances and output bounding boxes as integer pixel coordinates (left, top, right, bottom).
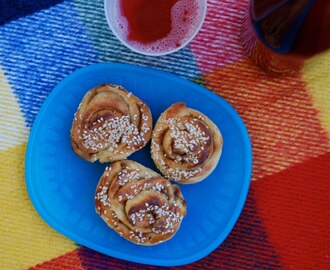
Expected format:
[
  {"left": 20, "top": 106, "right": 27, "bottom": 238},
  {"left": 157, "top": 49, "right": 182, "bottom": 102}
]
[{"left": 0, "top": 0, "right": 329, "bottom": 269}]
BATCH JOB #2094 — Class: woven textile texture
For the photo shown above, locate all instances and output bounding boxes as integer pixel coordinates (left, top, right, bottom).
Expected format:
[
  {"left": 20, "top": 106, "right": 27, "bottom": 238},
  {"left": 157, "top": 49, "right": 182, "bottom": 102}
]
[{"left": 0, "top": 0, "right": 329, "bottom": 269}]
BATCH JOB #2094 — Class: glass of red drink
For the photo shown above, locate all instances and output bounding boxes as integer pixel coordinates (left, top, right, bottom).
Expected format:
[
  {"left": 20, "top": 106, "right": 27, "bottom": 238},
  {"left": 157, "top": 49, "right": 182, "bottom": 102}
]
[
  {"left": 241, "top": 0, "right": 330, "bottom": 73},
  {"left": 104, "top": 0, "right": 207, "bottom": 56}
]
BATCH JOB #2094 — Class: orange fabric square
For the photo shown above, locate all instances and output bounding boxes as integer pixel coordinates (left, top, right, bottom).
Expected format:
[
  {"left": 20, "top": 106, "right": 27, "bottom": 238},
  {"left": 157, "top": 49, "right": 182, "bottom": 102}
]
[{"left": 203, "top": 59, "right": 330, "bottom": 180}]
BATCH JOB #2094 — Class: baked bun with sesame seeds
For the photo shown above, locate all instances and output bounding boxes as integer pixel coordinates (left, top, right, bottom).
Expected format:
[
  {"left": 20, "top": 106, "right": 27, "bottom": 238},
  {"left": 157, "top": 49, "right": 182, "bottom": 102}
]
[
  {"left": 95, "top": 160, "right": 187, "bottom": 246},
  {"left": 70, "top": 84, "right": 152, "bottom": 163},
  {"left": 151, "top": 102, "right": 223, "bottom": 184}
]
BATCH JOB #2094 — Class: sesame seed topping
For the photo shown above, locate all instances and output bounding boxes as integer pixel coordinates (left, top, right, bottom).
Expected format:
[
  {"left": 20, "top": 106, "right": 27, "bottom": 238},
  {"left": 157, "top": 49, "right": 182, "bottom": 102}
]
[
  {"left": 117, "top": 169, "right": 140, "bottom": 185},
  {"left": 145, "top": 172, "right": 153, "bottom": 179},
  {"left": 96, "top": 162, "right": 186, "bottom": 245},
  {"left": 80, "top": 115, "right": 149, "bottom": 152},
  {"left": 154, "top": 116, "right": 211, "bottom": 180},
  {"left": 95, "top": 186, "right": 111, "bottom": 206}
]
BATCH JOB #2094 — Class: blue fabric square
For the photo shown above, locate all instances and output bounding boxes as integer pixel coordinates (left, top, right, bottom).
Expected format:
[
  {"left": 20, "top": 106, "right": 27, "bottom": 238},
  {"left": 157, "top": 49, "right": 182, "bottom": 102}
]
[
  {"left": 0, "top": 1, "right": 98, "bottom": 127},
  {"left": 0, "top": 0, "right": 65, "bottom": 25}
]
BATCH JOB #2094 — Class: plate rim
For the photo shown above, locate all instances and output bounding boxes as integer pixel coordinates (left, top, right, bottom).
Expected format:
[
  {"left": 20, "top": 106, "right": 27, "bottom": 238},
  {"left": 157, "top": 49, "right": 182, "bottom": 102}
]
[{"left": 25, "top": 62, "right": 252, "bottom": 266}]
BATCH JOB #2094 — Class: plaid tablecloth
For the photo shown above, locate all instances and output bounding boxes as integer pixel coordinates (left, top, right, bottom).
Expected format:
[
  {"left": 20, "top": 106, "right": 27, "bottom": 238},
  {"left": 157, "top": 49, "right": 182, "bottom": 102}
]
[{"left": 1, "top": 0, "right": 329, "bottom": 269}]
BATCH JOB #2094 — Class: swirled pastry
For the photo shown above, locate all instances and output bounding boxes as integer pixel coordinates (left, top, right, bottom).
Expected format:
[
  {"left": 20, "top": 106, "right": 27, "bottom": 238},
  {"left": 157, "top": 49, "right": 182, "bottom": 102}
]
[
  {"left": 70, "top": 84, "right": 152, "bottom": 163},
  {"left": 95, "top": 160, "right": 187, "bottom": 245},
  {"left": 151, "top": 102, "right": 223, "bottom": 184}
]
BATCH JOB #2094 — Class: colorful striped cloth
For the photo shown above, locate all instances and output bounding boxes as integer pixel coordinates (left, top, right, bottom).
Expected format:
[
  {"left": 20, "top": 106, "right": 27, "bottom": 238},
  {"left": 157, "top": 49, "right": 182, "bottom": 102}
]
[{"left": 1, "top": 0, "right": 329, "bottom": 269}]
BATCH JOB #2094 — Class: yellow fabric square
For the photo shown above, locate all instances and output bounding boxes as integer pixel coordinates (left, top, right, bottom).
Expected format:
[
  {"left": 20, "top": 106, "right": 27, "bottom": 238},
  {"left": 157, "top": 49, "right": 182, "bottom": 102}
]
[
  {"left": 0, "top": 68, "right": 29, "bottom": 151},
  {"left": 0, "top": 143, "right": 76, "bottom": 269},
  {"left": 303, "top": 50, "right": 330, "bottom": 136}
]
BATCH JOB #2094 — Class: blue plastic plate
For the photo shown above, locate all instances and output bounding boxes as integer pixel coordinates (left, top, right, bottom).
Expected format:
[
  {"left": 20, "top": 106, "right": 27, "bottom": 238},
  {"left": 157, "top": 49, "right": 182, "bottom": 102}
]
[{"left": 25, "top": 63, "right": 252, "bottom": 266}]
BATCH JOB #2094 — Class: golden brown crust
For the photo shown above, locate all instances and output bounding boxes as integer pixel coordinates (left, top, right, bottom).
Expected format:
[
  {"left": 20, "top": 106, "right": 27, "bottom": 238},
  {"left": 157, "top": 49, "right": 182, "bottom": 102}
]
[
  {"left": 70, "top": 84, "right": 152, "bottom": 163},
  {"left": 95, "top": 160, "right": 187, "bottom": 246},
  {"left": 151, "top": 102, "right": 223, "bottom": 184}
]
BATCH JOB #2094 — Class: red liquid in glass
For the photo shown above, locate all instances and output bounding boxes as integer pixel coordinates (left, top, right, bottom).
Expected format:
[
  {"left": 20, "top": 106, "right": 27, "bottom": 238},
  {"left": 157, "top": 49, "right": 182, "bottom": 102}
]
[
  {"left": 252, "top": 0, "right": 330, "bottom": 56},
  {"left": 243, "top": 0, "right": 330, "bottom": 73},
  {"left": 113, "top": 0, "right": 205, "bottom": 54},
  {"left": 287, "top": 0, "right": 330, "bottom": 56},
  {"left": 120, "top": 0, "right": 181, "bottom": 44}
]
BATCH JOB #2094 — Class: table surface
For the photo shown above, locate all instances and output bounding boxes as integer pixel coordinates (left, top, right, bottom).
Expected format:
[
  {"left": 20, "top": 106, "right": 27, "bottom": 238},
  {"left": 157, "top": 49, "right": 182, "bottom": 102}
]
[{"left": 0, "top": 0, "right": 329, "bottom": 269}]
